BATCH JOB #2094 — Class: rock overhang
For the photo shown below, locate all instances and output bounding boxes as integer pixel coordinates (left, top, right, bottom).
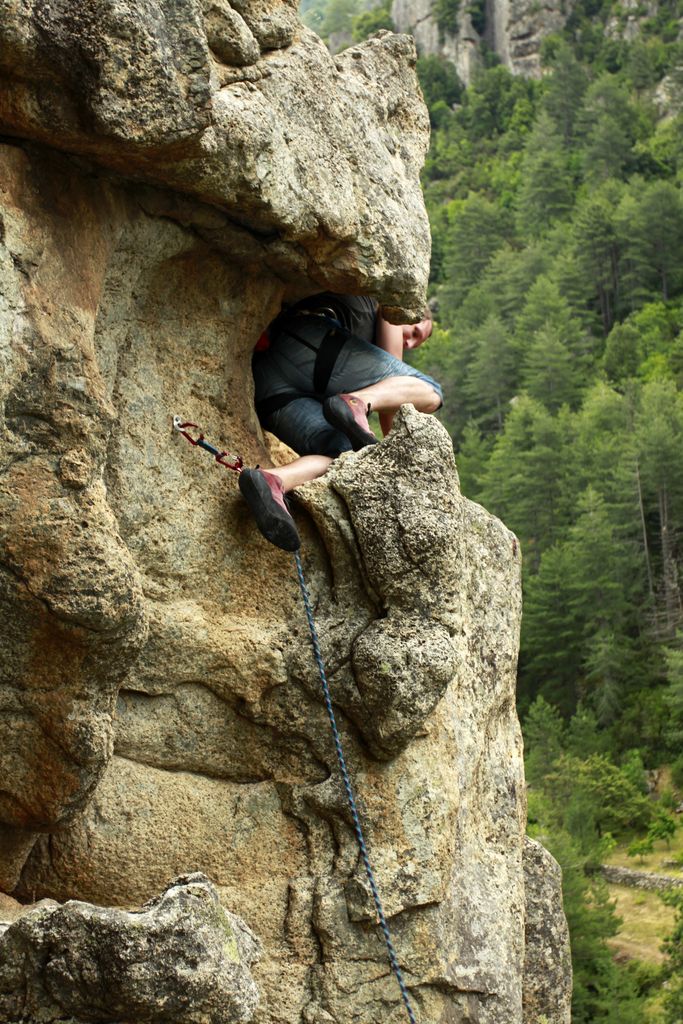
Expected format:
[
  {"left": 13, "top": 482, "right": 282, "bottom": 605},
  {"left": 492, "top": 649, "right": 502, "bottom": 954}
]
[{"left": 0, "top": 1, "right": 431, "bottom": 320}]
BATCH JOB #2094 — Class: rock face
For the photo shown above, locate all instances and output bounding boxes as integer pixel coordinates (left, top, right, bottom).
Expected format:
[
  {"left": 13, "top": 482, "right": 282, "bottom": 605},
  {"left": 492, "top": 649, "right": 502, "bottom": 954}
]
[
  {"left": 522, "top": 838, "right": 572, "bottom": 1024},
  {"left": 0, "top": 1, "right": 571, "bottom": 1021},
  {"left": 0, "top": 2, "right": 431, "bottom": 320},
  {"left": 0, "top": 873, "right": 261, "bottom": 1023},
  {"left": 487, "top": 0, "right": 572, "bottom": 79}
]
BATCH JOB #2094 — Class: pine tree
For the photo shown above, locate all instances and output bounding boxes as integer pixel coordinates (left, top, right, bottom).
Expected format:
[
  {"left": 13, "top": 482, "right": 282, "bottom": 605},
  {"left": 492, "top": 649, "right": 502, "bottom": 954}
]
[
  {"left": 578, "top": 75, "right": 638, "bottom": 183},
  {"left": 661, "top": 889, "right": 683, "bottom": 1024},
  {"left": 449, "top": 243, "right": 549, "bottom": 336},
  {"left": 521, "top": 541, "right": 585, "bottom": 712},
  {"left": 516, "top": 111, "right": 575, "bottom": 237},
  {"left": 455, "top": 420, "right": 491, "bottom": 498},
  {"left": 636, "top": 380, "right": 683, "bottom": 637},
  {"left": 482, "top": 396, "right": 574, "bottom": 564},
  {"left": 543, "top": 828, "right": 634, "bottom": 1024},
  {"left": 464, "top": 313, "right": 518, "bottom": 429},
  {"left": 521, "top": 325, "right": 581, "bottom": 411},
  {"left": 516, "top": 274, "right": 578, "bottom": 340},
  {"left": 620, "top": 180, "right": 683, "bottom": 304},
  {"left": 440, "top": 193, "right": 512, "bottom": 311},
  {"left": 541, "top": 41, "right": 588, "bottom": 144},
  {"left": 566, "top": 704, "right": 608, "bottom": 758},
  {"left": 664, "top": 633, "right": 683, "bottom": 747},
  {"left": 523, "top": 695, "right": 566, "bottom": 783},
  {"left": 569, "top": 185, "right": 623, "bottom": 335},
  {"left": 602, "top": 322, "right": 642, "bottom": 381}
]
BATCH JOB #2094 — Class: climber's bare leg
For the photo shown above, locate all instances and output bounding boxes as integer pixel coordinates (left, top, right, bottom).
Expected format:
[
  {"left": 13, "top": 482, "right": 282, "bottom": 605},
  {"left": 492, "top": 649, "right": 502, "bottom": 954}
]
[
  {"left": 269, "top": 455, "right": 333, "bottom": 493},
  {"left": 349, "top": 375, "right": 441, "bottom": 415},
  {"left": 349, "top": 375, "right": 441, "bottom": 435}
]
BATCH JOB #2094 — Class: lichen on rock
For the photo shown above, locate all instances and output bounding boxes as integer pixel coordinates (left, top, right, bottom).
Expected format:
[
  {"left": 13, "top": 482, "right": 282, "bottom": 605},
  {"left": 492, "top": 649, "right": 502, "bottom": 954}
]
[
  {"left": 523, "top": 838, "right": 573, "bottom": 1024},
  {"left": 0, "top": 873, "right": 261, "bottom": 1024}
]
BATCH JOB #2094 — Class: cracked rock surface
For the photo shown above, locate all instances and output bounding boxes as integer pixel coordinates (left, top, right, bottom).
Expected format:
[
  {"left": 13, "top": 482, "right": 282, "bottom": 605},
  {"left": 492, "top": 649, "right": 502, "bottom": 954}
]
[
  {"left": 522, "top": 838, "right": 573, "bottom": 1024},
  {"left": 0, "top": 873, "right": 261, "bottom": 1024},
  {"left": 391, "top": 0, "right": 572, "bottom": 81},
  {"left": 0, "top": 0, "right": 430, "bottom": 319}
]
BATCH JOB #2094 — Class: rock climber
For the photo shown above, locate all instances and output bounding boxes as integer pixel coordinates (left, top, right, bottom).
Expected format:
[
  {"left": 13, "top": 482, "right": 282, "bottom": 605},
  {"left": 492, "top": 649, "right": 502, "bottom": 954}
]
[{"left": 239, "top": 292, "right": 442, "bottom": 551}]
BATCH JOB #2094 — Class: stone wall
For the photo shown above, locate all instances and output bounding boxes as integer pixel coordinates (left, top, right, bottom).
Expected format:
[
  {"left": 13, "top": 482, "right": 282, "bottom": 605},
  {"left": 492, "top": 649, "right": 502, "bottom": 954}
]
[{"left": 601, "top": 865, "right": 683, "bottom": 891}]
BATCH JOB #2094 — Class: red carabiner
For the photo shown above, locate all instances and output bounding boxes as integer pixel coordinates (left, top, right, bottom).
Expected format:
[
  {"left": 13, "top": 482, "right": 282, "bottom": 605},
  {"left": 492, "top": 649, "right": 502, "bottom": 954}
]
[{"left": 173, "top": 416, "right": 243, "bottom": 473}]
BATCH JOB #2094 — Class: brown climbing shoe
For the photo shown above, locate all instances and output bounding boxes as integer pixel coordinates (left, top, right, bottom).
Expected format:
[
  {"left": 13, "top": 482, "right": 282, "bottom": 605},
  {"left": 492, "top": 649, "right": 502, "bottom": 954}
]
[
  {"left": 239, "top": 468, "right": 300, "bottom": 551},
  {"left": 323, "top": 394, "right": 378, "bottom": 451}
]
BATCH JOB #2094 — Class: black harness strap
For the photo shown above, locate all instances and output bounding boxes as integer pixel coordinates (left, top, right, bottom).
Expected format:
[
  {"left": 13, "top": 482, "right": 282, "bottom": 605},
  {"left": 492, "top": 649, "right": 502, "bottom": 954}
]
[
  {"left": 256, "top": 311, "right": 363, "bottom": 422},
  {"left": 313, "top": 326, "right": 347, "bottom": 396}
]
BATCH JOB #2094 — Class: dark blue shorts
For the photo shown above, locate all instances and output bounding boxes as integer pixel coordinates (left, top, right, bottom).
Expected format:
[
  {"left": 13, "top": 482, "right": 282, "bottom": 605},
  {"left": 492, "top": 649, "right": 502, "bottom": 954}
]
[{"left": 253, "top": 320, "right": 443, "bottom": 457}]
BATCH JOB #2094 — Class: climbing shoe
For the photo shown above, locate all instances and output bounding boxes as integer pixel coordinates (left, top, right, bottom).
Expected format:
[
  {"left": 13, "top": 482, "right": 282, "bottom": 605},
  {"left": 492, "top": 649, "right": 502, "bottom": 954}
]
[
  {"left": 239, "top": 468, "right": 301, "bottom": 552},
  {"left": 323, "top": 394, "right": 378, "bottom": 451}
]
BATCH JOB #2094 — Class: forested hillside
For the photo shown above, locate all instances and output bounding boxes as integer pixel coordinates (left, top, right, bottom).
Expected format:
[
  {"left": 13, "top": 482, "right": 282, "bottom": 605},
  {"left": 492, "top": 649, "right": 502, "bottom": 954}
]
[
  {"left": 406, "top": 7, "right": 683, "bottom": 1021},
  {"left": 303, "top": 0, "right": 683, "bottom": 1016}
]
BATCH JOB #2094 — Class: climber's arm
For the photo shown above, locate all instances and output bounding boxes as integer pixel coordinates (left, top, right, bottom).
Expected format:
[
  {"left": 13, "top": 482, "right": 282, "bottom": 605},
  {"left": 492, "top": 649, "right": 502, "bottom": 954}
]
[
  {"left": 375, "top": 314, "right": 404, "bottom": 359},
  {"left": 374, "top": 314, "right": 404, "bottom": 435}
]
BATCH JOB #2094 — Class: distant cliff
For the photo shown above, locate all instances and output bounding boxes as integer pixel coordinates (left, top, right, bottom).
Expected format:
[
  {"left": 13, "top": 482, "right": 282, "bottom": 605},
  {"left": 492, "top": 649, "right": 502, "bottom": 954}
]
[{"left": 391, "top": 0, "right": 572, "bottom": 81}]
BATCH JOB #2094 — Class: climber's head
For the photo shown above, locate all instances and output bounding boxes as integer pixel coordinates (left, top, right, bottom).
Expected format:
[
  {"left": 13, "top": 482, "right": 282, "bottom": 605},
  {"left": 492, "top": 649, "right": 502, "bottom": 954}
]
[{"left": 402, "top": 317, "right": 433, "bottom": 350}]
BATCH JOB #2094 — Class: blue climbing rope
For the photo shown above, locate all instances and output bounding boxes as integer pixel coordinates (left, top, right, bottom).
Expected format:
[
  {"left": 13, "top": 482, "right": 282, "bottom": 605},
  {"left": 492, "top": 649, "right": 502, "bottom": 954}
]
[
  {"left": 172, "top": 416, "right": 417, "bottom": 1019},
  {"left": 294, "top": 551, "right": 418, "bottom": 1024}
]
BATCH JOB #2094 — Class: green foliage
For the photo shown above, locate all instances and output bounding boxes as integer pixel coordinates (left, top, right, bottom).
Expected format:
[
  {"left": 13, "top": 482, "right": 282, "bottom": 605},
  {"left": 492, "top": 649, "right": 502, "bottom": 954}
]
[
  {"left": 440, "top": 193, "right": 513, "bottom": 312},
  {"left": 671, "top": 752, "right": 683, "bottom": 790},
  {"left": 627, "top": 835, "right": 655, "bottom": 862},
  {"left": 660, "top": 888, "right": 683, "bottom": 1023},
  {"left": 577, "top": 75, "right": 642, "bottom": 182},
  {"left": 454, "top": 420, "right": 492, "bottom": 496},
  {"left": 547, "top": 753, "right": 653, "bottom": 837},
  {"left": 648, "top": 808, "right": 678, "bottom": 848},
  {"left": 457, "top": 65, "right": 539, "bottom": 141},
  {"left": 602, "top": 322, "right": 642, "bottom": 381},
  {"left": 419, "top": 19, "right": 683, "bottom": 1020},
  {"left": 547, "top": 830, "right": 623, "bottom": 1022},
  {"left": 464, "top": 313, "right": 519, "bottom": 428},
  {"left": 617, "top": 181, "right": 683, "bottom": 305},
  {"left": 433, "top": 0, "right": 460, "bottom": 39},
  {"left": 620, "top": 748, "right": 649, "bottom": 794},
  {"left": 521, "top": 326, "right": 581, "bottom": 410},
  {"left": 566, "top": 704, "right": 609, "bottom": 757},
  {"left": 416, "top": 55, "right": 464, "bottom": 120},
  {"left": 524, "top": 695, "right": 566, "bottom": 783},
  {"left": 351, "top": 0, "right": 393, "bottom": 40},
  {"left": 315, "top": 0, "right": 359, "bottom": 38},
  {"left": 541, "top": 41, "right": 588, "bottom": 143},
  {"left": 515, "top": 111, "right": 574, "bottom": 237},
  {"left": 660, "top": 786, "right": 678, "bottom": 811},
  {"left": 664, "top": 634, "right": 683, "bottom": 747},
  {"left": 482, "top": 396, "right": 574, "bottom": 564},
  {"left": 532, "top": 816, "right": 647, "bottom": 1023}
]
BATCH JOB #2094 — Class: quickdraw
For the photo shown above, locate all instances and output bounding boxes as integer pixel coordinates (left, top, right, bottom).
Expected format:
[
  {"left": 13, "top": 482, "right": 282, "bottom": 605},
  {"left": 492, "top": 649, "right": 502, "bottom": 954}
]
[
  {"left": 172, "top": 415, "right": 243, "bottom": 473},
  {"left": 173, "top": 412, "right": 418, "bottom": 1023}
]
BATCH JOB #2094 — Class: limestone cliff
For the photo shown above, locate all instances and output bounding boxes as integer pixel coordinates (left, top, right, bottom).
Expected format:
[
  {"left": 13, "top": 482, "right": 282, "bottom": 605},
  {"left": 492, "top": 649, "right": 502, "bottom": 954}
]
[
  {"left": 391, "top": 0, "right": 482, "bottom": 84},
  {"left": 391, "top": 0, "right": 572, "bottom": 81},
  {"left": 0, "top": 2, "right": 571, "bottom": 1022}
]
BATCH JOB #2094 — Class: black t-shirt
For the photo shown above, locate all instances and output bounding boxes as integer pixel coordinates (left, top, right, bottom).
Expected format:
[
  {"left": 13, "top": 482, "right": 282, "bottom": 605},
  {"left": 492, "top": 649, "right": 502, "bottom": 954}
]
[{"left": 286, "top": 293, "right": 378, "bottom": 344}]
